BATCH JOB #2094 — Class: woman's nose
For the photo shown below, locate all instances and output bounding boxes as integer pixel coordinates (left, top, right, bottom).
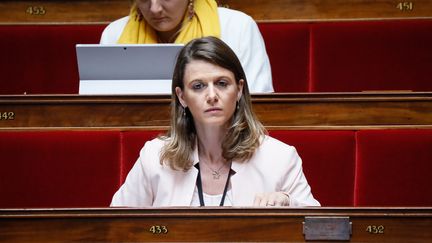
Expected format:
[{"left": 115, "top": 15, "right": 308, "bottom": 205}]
[
  {"left": 206, "top": 85, "right": 219, "bottom": 104},
  {"left": 149, "top": 0, "right": 163, "bottom": 13}
]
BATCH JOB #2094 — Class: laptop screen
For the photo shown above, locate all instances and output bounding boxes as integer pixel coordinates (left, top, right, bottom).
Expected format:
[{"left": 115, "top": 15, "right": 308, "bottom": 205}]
[{"left": 76, "top": 44, "right": 183, "bottom": 94}]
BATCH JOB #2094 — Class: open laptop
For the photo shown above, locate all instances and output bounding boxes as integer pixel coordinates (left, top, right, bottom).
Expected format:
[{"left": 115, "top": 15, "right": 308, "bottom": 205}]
[{"left": 76, "top": 44, "right": 183, "bottom": 94}]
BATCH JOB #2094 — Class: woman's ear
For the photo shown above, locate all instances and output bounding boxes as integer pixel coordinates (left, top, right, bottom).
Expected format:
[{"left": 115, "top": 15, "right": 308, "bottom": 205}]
[
  {"left": 237, "top": 79, "right": 244, "bottom": 101},
  {"left": 175, "top": 86, "right": 187, "bottom": 108}
]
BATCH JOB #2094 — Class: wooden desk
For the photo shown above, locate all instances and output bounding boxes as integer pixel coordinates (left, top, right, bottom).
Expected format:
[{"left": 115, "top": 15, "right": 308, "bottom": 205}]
[
  {"left": 1, "top": 207, "right": 431, "bottom": 242},
  {"left": 1, "top": 0, "right": 431, "bottom": 23},
  {"left": 220, "top": 0, "right": 432, "bottom": 21},
  {"left": 1, "top": 92, "right": 432, "bottom": 130}
]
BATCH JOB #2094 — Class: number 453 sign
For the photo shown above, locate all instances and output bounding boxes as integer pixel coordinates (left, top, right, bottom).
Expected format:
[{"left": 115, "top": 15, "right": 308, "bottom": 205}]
[{"left": 26, "top": 6, "right": 46, "bottom": 15}]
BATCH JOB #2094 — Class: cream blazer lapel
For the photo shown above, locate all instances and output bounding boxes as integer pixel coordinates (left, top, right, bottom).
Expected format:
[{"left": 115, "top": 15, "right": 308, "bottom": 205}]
[
  {"left": 230, "top": 161, "right": 254, "bottom": 206},
  {"left": 166, "top": 165, "right": 198, "bottom": 206},
  {"left": 165, "top": 145, "right": 200, "bottom": 206}
]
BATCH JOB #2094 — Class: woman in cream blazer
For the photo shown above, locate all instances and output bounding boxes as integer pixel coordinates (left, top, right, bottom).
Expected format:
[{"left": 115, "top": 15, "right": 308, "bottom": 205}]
[{"left": 111, "top": 36, "right": 319, "bottom": 207}]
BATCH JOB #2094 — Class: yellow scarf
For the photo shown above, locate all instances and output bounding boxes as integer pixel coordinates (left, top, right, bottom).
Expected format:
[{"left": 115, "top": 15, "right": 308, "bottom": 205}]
[{"left": 117, "top": 0, "right": 220, "bottom": 44}]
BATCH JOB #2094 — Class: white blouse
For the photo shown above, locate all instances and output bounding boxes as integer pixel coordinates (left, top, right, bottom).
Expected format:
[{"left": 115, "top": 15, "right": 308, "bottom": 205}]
[{"left": 190, "top": 187, "right": 233, "bottom": 206}]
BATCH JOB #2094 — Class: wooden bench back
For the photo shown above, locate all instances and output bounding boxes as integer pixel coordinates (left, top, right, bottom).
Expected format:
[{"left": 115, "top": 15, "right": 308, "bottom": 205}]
[{"left": 0, "top": 0, "right": 431, "bottom": 23}]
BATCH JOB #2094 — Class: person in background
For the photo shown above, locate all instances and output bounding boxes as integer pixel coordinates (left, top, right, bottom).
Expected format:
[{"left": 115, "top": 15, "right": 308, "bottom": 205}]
[
  {"left": 111, "top": 36, "right": 319, "bottom": 207},
  {"left": 100, "top": 0, "right": 273, "bottom": 93}
]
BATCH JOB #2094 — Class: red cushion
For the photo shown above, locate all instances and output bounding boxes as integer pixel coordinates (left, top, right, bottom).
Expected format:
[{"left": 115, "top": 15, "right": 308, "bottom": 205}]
[
  {"left": 120, "top": 130, "right": 163, "bottom": 183},
  {"left": 0, "top": 25, "right": 105, "bottom": 94},
  {"left": 311, "top": 20, "right": 432, "bottom": 92},
  {"left": 259, "top": 23, "right": 310, "bottom": 92},
  {"left": 356, "top": 129, "right": 432, "bottom": 206},
  {"left": 269, "top": 130, "right": 356, "bottom": 206},
  {"left": 2, "top": 21, "right": 432, "bottom": 94},
  {"left": 0, "top": 131, "right": 121, "bottom": 208}
]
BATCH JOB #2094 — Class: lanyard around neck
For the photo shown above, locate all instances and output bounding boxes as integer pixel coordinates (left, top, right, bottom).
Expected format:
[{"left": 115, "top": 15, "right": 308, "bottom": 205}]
[{"left": 195, "top": 163, "right": 233, "bottom": 206}]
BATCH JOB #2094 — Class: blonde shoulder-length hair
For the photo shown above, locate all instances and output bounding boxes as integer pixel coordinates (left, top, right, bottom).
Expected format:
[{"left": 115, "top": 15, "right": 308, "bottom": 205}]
[{"left": 159, "top": 36, "right": 266, "bottom": 171}]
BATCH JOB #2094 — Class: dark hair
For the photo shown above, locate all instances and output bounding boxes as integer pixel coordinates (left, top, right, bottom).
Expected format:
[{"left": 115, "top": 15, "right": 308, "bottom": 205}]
[
  {"left": 171, "top": 36, "right": 249, "bottom": 93},
  {"left": 160, "top": 36, "right": 265, "bottom": 171}
]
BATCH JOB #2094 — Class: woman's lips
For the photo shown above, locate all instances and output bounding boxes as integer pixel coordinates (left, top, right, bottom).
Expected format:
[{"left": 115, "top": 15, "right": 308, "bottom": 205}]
[
  {"left": 205, "top": 108, "right": 222, "bottom": 113},
  {"left": 152, "top": 17, "right": 168, "bottom": 23}
]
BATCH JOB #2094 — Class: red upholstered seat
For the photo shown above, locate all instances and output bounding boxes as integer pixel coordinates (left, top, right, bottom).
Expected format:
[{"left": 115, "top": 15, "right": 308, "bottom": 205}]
[
  {"left": 0, "top": 25, "right": 105, "bottom": 94},
  {"left": 269, "top": 130, "right": 356, "bottom": 206},
  {"left": 311, "top": 20, "right": 432, "bottom": 92},
  {"left": 2, "top": 20, "right": 432, "bottom": 94},
  {"left": 1, "top": 129, "right": 431, "bottom": 207},
  {"left": 259, "top": 23, "right": 310, "bottom": 92},
  {"left": 0, "top": 131, "right": 121, "bottom": 208},
  {"left": 120, "top": 130, "right": 163, "bottom": 183},
  {"left": 355, "top": 129, "right": 432, "bottom": 206}
]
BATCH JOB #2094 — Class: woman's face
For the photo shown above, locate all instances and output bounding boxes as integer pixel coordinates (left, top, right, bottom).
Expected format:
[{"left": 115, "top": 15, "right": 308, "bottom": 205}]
[
  {"left": 137, "top": 0, "right": 189, "bottom": 32},
  {"left": 176, "top": 60, "right": 244, "bottom": 129}
]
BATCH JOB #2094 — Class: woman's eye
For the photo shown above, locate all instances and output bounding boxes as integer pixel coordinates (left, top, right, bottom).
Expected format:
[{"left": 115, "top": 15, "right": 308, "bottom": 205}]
[
  {"left": 217, "top": 80, "right": 228, "bottom": 87},
  {"left": 192, "top": 83, "right": 204, "bottom": 90}
]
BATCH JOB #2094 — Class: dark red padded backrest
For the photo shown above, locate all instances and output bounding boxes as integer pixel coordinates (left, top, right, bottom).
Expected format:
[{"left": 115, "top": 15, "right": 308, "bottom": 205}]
[
  {"left": 120, "top": 130, "right": 163, "bottom": 183},
  {"left": 0, "top": 25, "right": 105, "bottom": 94},
  {"left": 1, "top": 129, "right": 431, "bottom": 208},
  {"left": 311, "top": 20, "right": 432, "bottom": 92},
  {"left": 0, "top": 131, "right": 121, "bottom": 208},
  {"left": 355, "top": 129, "right": 432, "bottom": 206},
  {"left": 268, "top": 130, "right": 356, "bottom": 206},
  {"left": 258, "top": 22, "right": 310, "bottom": 92},
  {"left": 2, "top": 21, "right": 432, "bottom": 94}
]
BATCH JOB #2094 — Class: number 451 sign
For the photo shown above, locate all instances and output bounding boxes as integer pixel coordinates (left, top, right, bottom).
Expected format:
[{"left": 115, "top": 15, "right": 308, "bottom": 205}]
[{"left": 396, "top": 2, "right": 414, "bottom": 11}]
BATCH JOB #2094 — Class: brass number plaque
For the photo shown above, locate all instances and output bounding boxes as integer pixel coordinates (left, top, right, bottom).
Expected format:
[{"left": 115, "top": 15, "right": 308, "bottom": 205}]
[
  {"left": 396, "top": 2, "right": 414, "bottom": 11},
  {"left": 0, "top": 112, "right": 15, "bottom": 120},
  {"left": 26, "top": 6, "right": 46, "bottom": 15},
  {"left": 149, "top": 225, "right": 168, "bottom": 234},
  {"left": 303, "top": 217, "right": 352, "bottom": 241},
  {"left": 366, "top": 225, "right": 385, "bottom": 234}
]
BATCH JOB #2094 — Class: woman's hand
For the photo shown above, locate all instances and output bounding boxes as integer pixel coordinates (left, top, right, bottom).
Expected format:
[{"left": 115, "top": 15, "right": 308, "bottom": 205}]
[{"left": 253, "top": 192, "right": 290, "bottom": 206}]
